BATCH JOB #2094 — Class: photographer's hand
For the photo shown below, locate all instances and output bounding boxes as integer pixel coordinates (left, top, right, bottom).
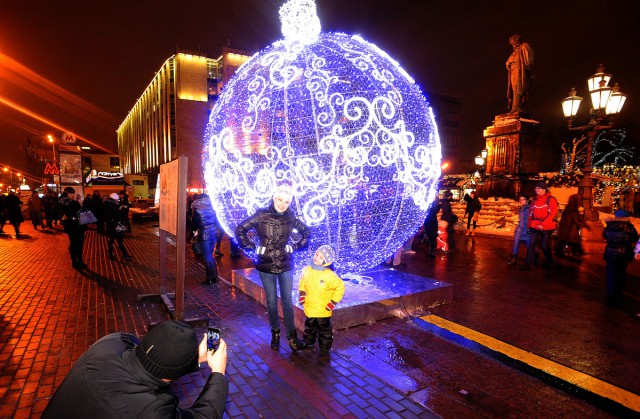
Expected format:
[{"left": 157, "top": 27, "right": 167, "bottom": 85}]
[
  {"left": 198, "top": 334, "right": 208, "bottom": 363},
  {"left": 207, "top": 338, "right": 227, "bottom": 375}
]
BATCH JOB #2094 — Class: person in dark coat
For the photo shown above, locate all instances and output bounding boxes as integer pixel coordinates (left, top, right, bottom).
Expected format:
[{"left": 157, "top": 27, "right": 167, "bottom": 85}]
[
  {"left": 118, "top": 190, "right": 131, "bottom": 233},
  {"left": 423, "top": 202, "right": 440, "bottom": 258},
  {"left": 0, "top": 193, "right": 6, "bottom": 235},
  {"left": 603, "top": 210, "right": 639, "bottom": 304},
  {"left": 439, "top": 190, "right": 457, "bottom": 252},
  {"left": 236, "top": 184, "right": 310, "bottom": 351},
  {"left": 92, "top": 192, "right": 105, "bottom": 234},
  {"left": 59, "top": 186, "right": 88, "bottom": 268},
  {"left": 104, "top": 193, "right": 132, "bottom": 261},
  {"left": 190, "top": 194, "right": 219, "bottom": 284},
  {"left": 555, "top": 194, "right": 589, "bottom": 256},
  {"left": 42, "top": 319, "right": 229, "bottom": 419},
  {"left": 42, "top": 190, "right": 58, "bottom": 229},
  {"left": 28, "top": 191, "right": 45, "bottom": 230},
  {"left": 463, "top": 191, "right": 482, "bottom": 236},
  {"left": 5, "top": 190, "right": 24, "bottom": 237}
]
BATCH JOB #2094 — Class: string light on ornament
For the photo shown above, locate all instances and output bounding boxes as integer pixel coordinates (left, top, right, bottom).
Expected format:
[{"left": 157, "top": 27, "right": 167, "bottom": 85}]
[{"left": 203, "top": 0, "right": 441, "bottom": 273}]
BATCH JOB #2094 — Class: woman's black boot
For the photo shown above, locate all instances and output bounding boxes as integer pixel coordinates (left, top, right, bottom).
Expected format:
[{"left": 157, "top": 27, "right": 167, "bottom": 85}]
[
  {"left": 270, "top": 329, "right": 280, "bottom": 350},
  {"left": 288, "top": 331, "right": 307, "bottom": 350}
]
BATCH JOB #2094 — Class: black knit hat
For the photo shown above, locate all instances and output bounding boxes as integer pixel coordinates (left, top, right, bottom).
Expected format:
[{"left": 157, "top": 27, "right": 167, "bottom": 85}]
[
  {"left": 134, "top": 320, "right": 199, "bottom": 380},
  {"left": 534, "top": 181, "right": 548, "bottom": 190}
]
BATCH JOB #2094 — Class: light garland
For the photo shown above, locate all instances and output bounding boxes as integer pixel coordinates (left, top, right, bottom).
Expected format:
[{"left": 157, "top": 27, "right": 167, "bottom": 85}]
[{"left": 203, "top": 0, "right": 441, "bottom": 273}]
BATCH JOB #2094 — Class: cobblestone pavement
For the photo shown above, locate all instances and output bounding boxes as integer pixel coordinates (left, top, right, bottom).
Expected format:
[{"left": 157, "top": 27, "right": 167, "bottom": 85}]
[{"left": 1, "top": 222, "right": 637, "bottom": 418}]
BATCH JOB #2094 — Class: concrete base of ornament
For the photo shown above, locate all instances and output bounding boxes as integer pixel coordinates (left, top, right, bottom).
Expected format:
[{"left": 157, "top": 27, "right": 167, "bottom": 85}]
[{"left": 231, "top": 267, "right": 453, "bottom": 331}]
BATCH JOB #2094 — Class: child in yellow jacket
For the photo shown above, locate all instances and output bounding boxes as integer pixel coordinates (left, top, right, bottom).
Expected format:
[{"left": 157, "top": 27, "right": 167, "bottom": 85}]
[{"left": 298, "top": 244, "right": 345, "bottom": 356}]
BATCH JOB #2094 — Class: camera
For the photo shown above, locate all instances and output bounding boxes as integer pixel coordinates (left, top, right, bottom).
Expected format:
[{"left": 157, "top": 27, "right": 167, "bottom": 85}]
[{"left": 207, "top": 327, "right": 221, "bottom": 352}]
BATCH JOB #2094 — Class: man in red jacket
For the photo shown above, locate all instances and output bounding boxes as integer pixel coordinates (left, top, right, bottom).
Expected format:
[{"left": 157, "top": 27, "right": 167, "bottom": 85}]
[{"left": 521, "top": 182, "right": 558, "bottom": 271}]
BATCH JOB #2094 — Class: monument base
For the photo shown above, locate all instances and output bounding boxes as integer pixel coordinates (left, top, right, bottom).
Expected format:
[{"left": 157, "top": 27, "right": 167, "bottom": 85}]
[
  {"left": 231, "top": 267, "right": 453, "bottom": 330},
  {"left": 580, "top": 220, "right": 606, "bottom": 254}
]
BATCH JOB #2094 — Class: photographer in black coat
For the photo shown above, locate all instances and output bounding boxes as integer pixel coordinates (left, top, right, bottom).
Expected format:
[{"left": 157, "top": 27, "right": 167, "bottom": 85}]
[
  {"left": 236, "top": 184, "right": 310, "bottom": 350},
  {"left": 43, "top": 320, "right": 228, "bottom": 419}
]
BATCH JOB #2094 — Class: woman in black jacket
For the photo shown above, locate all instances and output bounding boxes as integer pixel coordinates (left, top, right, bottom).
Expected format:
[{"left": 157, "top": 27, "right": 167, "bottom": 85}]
[{"left": 236, "top": 185, "right": 310, "bottom": 351}]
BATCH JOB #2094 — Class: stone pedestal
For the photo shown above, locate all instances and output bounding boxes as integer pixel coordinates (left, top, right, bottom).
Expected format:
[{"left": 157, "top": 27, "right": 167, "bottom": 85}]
[
  {"left": 580, "top": 220, "right": 606, "bottom": 254},
  {"left": 230, "top": 267, "right": 453, "bottom": 331},
  {"left": 483, "top": 113, "right": 540, "bottom": 175}
]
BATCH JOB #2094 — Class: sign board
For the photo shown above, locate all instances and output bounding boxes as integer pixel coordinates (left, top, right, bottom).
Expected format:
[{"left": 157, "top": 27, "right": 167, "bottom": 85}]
[
  {"left": 59, "top": 154, "right": 82, "bottom": 184},
  {"left": 61, "top": 132, "right": 77, "bottom": 144},
  {"left": 44, "top": 161, "right": 60, "bottom": 175},
  {"left": 159, "top": 159, "right": 180, "bottom": 235}
]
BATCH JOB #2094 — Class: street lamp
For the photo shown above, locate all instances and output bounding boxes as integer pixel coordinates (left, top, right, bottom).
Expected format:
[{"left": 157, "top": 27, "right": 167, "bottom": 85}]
[
  {"left": 47, "top": 134, "right": 60, "bottom": 190},
  {"left": 561, "top": 64, "right": 627, "bottom": 221},
  {"left": 474, "top": 153, "right": 486, "bottom": 180}
]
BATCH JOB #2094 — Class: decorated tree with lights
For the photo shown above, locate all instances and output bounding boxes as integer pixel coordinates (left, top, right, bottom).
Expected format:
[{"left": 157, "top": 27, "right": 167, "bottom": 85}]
[{"left": 203, "top": 0, "right": 441, "bottom": 273}]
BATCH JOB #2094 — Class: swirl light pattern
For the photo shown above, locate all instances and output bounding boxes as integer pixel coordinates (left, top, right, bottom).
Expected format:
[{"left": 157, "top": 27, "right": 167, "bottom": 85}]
[{"left": 204, "top": 0, "right": 441, "bottom": 273}]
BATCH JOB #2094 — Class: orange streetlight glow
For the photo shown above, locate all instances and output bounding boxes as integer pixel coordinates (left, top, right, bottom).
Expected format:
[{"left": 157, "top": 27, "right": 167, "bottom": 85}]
[{"left": 0, "top": 96, "right": 115, "bottom": 154}]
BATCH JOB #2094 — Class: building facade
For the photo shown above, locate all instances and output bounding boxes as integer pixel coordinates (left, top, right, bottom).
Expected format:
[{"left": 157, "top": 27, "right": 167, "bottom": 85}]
[
  {"left": 428, "top": 92, "right": 461, "bottom": 172},
  {"left": 117, "top": 48, "right": 251, "bottom": 192}
]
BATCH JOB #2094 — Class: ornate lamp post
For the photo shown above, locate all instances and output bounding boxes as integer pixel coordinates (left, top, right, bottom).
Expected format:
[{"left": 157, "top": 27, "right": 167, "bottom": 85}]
[
  {"left": 474, "top": 150, "right": 488, "bottom": 179},
  {"left": 561, "top": 65, "right": 627, "bottom": 221}
]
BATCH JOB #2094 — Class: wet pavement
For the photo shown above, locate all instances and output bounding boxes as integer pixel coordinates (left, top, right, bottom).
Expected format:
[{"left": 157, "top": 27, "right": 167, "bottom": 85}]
[{"left": 0, "top": 222, "right": 638, "bottom": 418}]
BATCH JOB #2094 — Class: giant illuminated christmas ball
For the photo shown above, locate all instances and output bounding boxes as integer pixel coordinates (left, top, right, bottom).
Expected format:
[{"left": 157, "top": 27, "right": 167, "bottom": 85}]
[{"left": 204, "top": 0, "right": 441, "bottom": 273}]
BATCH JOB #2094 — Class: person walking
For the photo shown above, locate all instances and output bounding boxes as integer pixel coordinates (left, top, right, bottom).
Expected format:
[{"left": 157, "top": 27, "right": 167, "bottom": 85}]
[
  {"left": 521, "top": 182, "right": 558, "bottom": 271},
  {"left": 59, "top": 186, "right": 88, "bottom": 269},
  {"left": 118, "top": 190, "right": 131, "bottom": 233},
  {"left": 28, "top": 191, "right": 45, "bottom": 230},
  {"left": 507, "top": 193, "right": 531, "bottom": 266},
  {"left": 42, "top": 189, "right": 58, "bottom": 229},
  {"left": 5, "top": 189, "right": 23, "bottom": 238},
  {"left": 555, "top": 194, "right": 590, "bottom": 256},
  {"left": 104, "top": 193, "right": 133, "bottom": 261},
  {"left": 298, "top": 244, "right": 345, "bottom": 357},
  {"left": 463, "top": 191, "right": 482, "bottom": 236},
  {"left": 440, "top": 190, "right": 457, "bottom": 252},
  {"left": 603, "top": 210, "right": 639, "bottom": 305},
  {"left": 190, "top": 193, "right": 219, "bottom": 285},
  {"left": 0, "top": 193, "right": 6, "bottom": 235},
  {"left": 42, "top": 320, "right": 229, "bottom": 418},
  {"left": 91, "top": 191, "right": 105, "bottom": 234},
  {"left": 236, "top": 184, "right": 310, "bottom": 351},
  {"left": 423, "top": 202, "right": 440, "bottom": 258}
]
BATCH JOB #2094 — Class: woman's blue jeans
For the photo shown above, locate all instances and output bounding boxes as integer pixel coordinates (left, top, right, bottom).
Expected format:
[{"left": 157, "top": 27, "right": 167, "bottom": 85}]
[
  {"left": 258, "top": 270, "right": 296, "bottom": 335},
  {"left": 199, "top": 238, "right": 218, "bottom": 281}
]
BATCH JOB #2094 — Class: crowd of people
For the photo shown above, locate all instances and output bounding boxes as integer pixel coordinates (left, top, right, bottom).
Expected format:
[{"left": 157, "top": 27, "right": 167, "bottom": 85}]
[{"left": 0, "top": 187, "right": 135, "bottom": 267}]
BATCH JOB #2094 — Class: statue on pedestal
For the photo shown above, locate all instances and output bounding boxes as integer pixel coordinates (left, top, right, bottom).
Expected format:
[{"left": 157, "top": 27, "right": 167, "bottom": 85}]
[{"left": 506, "top": 34, "right": 534, "bottom": 113}]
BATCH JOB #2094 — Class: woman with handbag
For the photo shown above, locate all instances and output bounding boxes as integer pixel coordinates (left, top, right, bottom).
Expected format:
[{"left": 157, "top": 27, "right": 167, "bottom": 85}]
[
  {"left": 104, "top": 193, "right": 132, "bottom": 261},
  {"left": 59, "top": 187, "right": 88, "bottom": 268}
]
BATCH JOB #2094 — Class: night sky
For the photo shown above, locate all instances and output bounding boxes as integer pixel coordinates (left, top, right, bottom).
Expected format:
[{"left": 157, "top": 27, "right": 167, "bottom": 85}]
[{"left": 1, "top": 0, "right": 638, "bottom": 175}]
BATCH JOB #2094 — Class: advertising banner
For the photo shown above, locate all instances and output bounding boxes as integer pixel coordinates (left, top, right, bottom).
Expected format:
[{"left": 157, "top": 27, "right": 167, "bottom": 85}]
[{"left": 59, "top": 154, "right": 82, "bottom": 184}]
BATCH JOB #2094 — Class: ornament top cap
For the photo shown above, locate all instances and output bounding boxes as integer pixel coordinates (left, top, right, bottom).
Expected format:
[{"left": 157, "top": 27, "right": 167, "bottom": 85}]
[{"left": 279, "top": 0, "right": 321, "bottom": 44}]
